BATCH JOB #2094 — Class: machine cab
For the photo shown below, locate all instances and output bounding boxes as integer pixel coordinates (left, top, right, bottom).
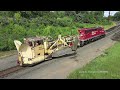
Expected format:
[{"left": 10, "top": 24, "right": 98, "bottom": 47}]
[
  {"left": 23, "top": 37, "right": 45, "bottom": 60},
  {"left": 24, "top": 37, "right": 44, "bottom": 48}
]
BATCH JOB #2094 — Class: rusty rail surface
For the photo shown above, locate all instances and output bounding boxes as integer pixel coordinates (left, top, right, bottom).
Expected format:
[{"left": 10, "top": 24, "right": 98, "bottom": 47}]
[{"left": 0, "top": 65, "right": 23, "bottom": 78}]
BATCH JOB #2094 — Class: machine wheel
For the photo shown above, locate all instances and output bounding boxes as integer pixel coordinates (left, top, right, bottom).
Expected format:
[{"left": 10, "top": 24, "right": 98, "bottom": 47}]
[
  {"left": 85, "top": 40, "right": 89, "bottom": 45},
  {"left": 19, "top": 61, "right": 23, "bottom": 66},
  {"left": 18, "top": 58, "right": 24, "bottom": 66},
  {"left": 77, "top": 42, "right": 80, "bottom": 47},
  {"left": 48, "top": 55, "right": 53, "bottom": 60},
  {"left": 88, "top": 39, "right": 90, "bottom": 44},
  {"left": 103, "top": 34, "right": 106, "bottom": 38},
  {"left": 80, "top": 41, "right": 84, "bottom": 47}
]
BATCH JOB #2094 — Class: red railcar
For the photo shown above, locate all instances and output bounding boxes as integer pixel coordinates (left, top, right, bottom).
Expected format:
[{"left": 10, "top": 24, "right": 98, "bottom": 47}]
[{"left": 78, "top": 27, "right": 106, "bottom": 46}]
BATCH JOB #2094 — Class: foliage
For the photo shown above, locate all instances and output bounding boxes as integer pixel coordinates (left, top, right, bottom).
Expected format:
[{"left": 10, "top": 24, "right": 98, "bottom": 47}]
[
  {"left": 0, "top": 11, "right": 114, "bottom": 51},
  {"left": 112, "top": 11, "right": 120, "bottom": 21}
]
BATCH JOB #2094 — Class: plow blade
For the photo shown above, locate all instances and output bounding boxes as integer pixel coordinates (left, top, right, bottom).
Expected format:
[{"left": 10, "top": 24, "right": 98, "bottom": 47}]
[{"left": 52, "top": 47, "right": 75, "bottom": 58}]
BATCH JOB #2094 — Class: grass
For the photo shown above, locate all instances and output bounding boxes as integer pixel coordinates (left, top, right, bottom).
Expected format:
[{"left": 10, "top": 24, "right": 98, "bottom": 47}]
[
  {"left": 0, "top": 50, "right": 17, "bottom": 59},
  {"left": 67, "top": 42, "right": 120, "bottom": 79},
  {"left": 104, "top": 22, "right": 116, "bottom": 30}
]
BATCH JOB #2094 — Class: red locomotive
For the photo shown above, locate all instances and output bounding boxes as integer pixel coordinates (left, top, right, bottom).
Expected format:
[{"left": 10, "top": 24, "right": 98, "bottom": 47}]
[{"left": 78, "top": 27, "right": 106, "bottom": 46}]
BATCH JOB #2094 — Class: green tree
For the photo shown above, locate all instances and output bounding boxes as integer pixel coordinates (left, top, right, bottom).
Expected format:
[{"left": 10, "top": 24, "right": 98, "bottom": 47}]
[{"left": 113, "top": 11, "right": 120, "bottom": 21}]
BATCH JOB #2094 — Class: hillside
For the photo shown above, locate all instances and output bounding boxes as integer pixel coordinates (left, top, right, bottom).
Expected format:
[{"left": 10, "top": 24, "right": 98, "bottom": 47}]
[{"left": 0, "top": 11, "right": 116, "bottom": 51}]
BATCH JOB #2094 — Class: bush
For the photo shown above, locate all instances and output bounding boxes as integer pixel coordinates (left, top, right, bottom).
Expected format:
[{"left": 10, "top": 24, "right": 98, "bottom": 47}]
[{"left": 56, "top": 17, "right": 73, "bottom": 27}]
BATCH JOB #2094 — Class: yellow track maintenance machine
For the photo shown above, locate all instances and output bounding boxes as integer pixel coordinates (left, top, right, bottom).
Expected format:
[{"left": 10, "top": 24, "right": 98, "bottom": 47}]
[{"left": 14, "top": 35, "right": 79, "bottom": 66}]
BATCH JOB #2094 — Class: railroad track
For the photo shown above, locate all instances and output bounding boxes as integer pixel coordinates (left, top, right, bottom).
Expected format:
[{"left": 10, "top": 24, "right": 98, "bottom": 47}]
[
  {"left": 106, "top": 25, "right": 120, "bottom": 36},
  {"left": 0, "top": 65, "right": 24, "bottom": 78},
  {"left": 0, "top": 24, "right": 120, "bottom": 78}
]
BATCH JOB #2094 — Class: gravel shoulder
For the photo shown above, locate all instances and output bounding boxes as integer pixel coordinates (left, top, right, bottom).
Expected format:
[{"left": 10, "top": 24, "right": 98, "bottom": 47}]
[{"left": 0, "top": 55, "right": 17, "bottom": 71}]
